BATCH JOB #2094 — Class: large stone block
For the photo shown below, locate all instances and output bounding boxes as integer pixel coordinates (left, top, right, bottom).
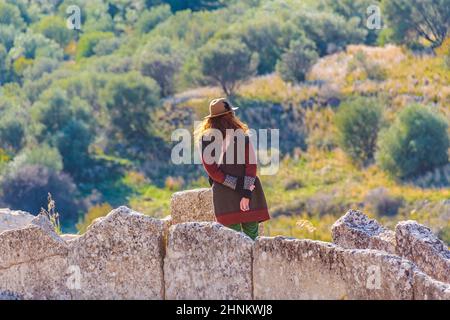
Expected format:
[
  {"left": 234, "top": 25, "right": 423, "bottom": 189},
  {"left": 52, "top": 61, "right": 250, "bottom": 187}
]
[
  {"left": 170, "top": 188, "right": 214, "bottom": 224},
  {"left": 332, "top": 210, "right": 396, "bottom": 254},
  {"left": 395, "top": 221, "right": 450, "bottom": 284},
  {"left": 0, "top": 209, "right": 35, "bottom": 233},
  {"left": 164, "top": 222, "right": 253, "bottom": 300},
  {"left": 68, "top": 206, "right": 165, "bottom": 299},
  {"left": 254, "top": 237, "right": 348, "bottom": 299},
  {"left": 253, "top": 236, "right": 415, "bottom": 300},
  {"left": 0, "top": 215, "right": 70, "bottom": 299}
]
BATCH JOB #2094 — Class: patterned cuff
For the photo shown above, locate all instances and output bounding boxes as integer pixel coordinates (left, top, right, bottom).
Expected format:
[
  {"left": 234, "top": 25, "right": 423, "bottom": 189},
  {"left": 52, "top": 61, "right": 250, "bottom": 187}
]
[
  {"left": 223, "top": 175, "right": 238, "bottom": 190},
  {"left": 243, "top": 176, "right": 256, "bottom": 190}
]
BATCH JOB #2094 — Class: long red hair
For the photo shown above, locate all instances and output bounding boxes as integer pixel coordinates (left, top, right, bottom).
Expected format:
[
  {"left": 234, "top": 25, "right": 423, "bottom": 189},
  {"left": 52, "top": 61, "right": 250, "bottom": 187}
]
[{"left": 194, "top": 112, "right": 249, "bottom": 143}]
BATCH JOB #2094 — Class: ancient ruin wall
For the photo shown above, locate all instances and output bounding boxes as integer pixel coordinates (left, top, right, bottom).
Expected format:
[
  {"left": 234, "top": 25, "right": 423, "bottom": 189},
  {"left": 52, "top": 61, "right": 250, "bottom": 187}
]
[{"left": 0, "top": 189, "right": 449, "bottom": 300}]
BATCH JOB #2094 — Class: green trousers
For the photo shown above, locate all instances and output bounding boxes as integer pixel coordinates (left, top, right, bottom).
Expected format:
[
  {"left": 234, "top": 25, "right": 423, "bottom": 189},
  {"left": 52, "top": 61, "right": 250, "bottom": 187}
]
[{"left": 228, "top": 222, "right": 259, "bottom": 240}]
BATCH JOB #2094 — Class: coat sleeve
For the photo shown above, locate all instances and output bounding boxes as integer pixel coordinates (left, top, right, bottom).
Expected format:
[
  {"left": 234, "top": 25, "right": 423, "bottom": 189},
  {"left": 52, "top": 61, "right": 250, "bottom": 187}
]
[{"left": 242, "top": 137, "right": 257, "bottom": 199}]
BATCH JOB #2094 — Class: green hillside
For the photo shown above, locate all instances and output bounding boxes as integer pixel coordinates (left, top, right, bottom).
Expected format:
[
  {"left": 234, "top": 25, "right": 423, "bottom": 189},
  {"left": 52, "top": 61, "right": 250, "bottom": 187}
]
[{"left": 0, "top": 0, "right": 449, "bottom": 242}]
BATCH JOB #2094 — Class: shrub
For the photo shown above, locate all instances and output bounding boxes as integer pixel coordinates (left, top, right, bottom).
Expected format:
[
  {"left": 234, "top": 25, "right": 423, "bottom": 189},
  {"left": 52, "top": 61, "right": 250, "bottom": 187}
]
[
  {"left": 136, "top": 5, "right": 172, "bottom": 34},
  {"left": 135, "top": 37, "right": 182, "bottom": 96},
  {"left": 8, "top": 144, "right": 63, "bottom": 173},
  {"left": 376, "top": 104, "right": 449, "bottom": 179},
  {"left": 76, "top": 32, "right": 114, "bottom": 60},
  {"left": 276, "top": 38, "right": 319, "bottom": 84},
  {"left": 335, "top": 97, "right": 383, "bottom": 165},
  {"left": 364, "top": 187, "right": 404, "bottom": 216},
  {"left": 0, "top": 114, "right": 25, "bottom": 153},
  {"left": 0, "top": 165, "right": 84, "bottom": 225},
  {"left": 33, "top": 16, "right": 73, "bottom": 47},
  {"left": 102, "top": 72, "right": 161, "bottom": 147}
]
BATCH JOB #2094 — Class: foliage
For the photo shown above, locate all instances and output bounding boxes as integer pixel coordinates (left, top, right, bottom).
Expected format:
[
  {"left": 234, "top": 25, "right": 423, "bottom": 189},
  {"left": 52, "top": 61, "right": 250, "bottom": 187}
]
[
  {"left": 101, "top": 72, "right": 161, "bottom": 149},
  {"left": 76, "top": 32, "right": 114, "bottom": 60},
  {"left": 199, "top": 39, "right": 258, "bottom": 95},
  {"left": 276, "top": 38, "right": 319, "bottom": 83},
  {"left": 76, "top": 203, "right": 113, "bottom": 234},
  {"left": 382, "top": 0, "right": 450, "bottom": 48},
  {"left": 0, "top": 112, "right": 26, "bottom": 153},
  {"left": 40, "top": 193, "right": 62, "bottom": 234},
  {"left": 335, "top": 97, "right": 383, "bottom": 165},
  {"left": 0, "top": 165, "right": 84, "bottom": 224},
  {"left": 135, "top": 37, "right": 182, "bottom": 96},
  {"left": 136, "top": 5, "right": 172, "bottom": 34},
  {"left": 33, "top": 16, "right": 73, "bottom": 47},
  {"left": 364, "top": 187, "right": 404, "bottom": 216},
  {"left": 376, "top": 104, "right": 449, "bottom": 179}
]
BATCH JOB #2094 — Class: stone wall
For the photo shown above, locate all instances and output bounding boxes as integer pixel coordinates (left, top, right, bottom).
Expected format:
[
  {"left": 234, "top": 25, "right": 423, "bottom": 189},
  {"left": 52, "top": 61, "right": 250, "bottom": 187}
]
[
  {"left": 0, "top": 189, "right": 449, "bottom": 300},
  {"left": 332, "top": 210, "right": 450, "bottom": 285}
]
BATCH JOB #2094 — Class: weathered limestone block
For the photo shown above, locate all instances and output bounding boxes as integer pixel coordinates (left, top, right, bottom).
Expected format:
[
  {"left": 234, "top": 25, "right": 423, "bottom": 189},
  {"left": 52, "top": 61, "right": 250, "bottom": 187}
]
[
  {"left": 412, "top": 270, "right": 450, "bottom": 300},
  {"left": 68, "top": 206, "right": 165, "bottom": 299},
  {"left": 0, "top": 215, "right": 70, "bottom": 299},
  {"left": 253, "top": 236, "right": 415, "bottom": 300},
  {"left": 0, "top": 209, "right": 34, "bottom": 233},
  {"left": 170, "top": 188, "right": 214, "bottom": 224},
  {"left": 340, "top": 248, "right": 414, "bottom": 300},
  {"left": 395, "top": 221, "right": 450, "bottom": 284},
  {"left": 254, "top": 237, "right": 348, "bottom": 299},
  {"left": 164, "top": 222, "right": 253, "bottom": 300},
  {"left": 332, "top": 210, "right": 396, "bottom": 254}
]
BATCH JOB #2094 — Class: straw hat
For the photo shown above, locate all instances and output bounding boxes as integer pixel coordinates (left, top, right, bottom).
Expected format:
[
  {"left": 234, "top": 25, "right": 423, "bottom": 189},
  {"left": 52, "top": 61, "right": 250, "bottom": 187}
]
[{"left": 204, "top": 98, "right": 238, "bottom": 119}]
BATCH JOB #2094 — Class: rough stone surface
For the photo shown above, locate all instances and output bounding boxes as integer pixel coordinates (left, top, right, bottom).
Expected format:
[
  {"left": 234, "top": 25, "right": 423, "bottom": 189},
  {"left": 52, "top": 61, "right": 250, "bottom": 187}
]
[
  {"left": 68, "top": 206, "right": 165, "bottom": 299},
  {"left": 0, "top": 207, "right": 165, "bottom": 300},
  {"left": 395, "top": 221, "right": 450, "bottom": 284},
  {"left": 170, "top": 188, "right": 214, "bottom": 224},
  {"left": 412, "top": 270, "right": 450, "bottom": 300},
  {"left": 164, "top": 222, "right": 253, "bottom": 300},
  {"left": 0, "top": 209, "right": 34, "bottom": 233},
  {"left": 254, "top": 236, "right": 415, "bottom": 300},
  {"left": 332, "top": 210, "right": 396, "bottom": 254},
  {"left": 0, "top": 215, "right": 70, "bottom": 299},
  {"left": 0, "top": 201, "right": 448, "bottom": 300}
]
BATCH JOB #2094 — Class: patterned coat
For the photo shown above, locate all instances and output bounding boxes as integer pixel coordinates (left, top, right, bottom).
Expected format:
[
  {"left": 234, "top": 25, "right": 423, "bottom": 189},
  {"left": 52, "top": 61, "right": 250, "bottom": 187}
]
[{"left": 200, "top": 132, "right": 270, "bottom": 226}]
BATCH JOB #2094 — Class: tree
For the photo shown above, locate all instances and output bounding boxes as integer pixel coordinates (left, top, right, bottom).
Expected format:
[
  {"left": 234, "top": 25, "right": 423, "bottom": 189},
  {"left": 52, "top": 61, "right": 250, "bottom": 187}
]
[
  {"left": 30, "top": 89, "right": 95, "bottom": 180},
  {"left": 136, "top": 5, "right": 172, "bottom": 34},
  {"left": 10, "top": 31, "right": 64, "bottom": 61},
  {"left": 199, "top": 39, "right": 258, "bottom": 95},
  {"left": 293, "top": 11, "right": 367, "bottom": 56},
  {"left": 376, "top": 105, "right": 449, "bottom": 178},
  {"left": 76, "top": 32, "right": 114, "bottom": 60},
  {"left": 382, "top": 0, "right": 450, "bottom": 48},
  {"left": 135, "top": 37, "right": 181, "bottom": 96},
  {"left": 230, "top": 17, "right": 295, "bottom": 74},
  {"left": 102, "top": 72, "right": 161, "bottom": 147},
  {"left": 325, "top": 0, "right": 382, "bottom": 45},
  {"left": 0, "top": 113, "right": 25, "bottom": 154},
  {"left": 276, "top": 38, "right": 319, "bottom": 83},
  {"left": 33, "top": 16, "right": 73, "bottom": 47},
  {"left": 0, "top": 1, "right": 25, "bottom": 29},
  {"left": 335, "top": 98, "right": 383, "bottom": 166}
]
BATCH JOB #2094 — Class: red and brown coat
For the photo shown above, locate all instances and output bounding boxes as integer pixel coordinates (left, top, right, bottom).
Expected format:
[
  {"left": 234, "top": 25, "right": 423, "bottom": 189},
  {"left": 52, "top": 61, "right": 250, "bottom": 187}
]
[{"left": 200, "top": 132, "right": 270, "bottom": 226}]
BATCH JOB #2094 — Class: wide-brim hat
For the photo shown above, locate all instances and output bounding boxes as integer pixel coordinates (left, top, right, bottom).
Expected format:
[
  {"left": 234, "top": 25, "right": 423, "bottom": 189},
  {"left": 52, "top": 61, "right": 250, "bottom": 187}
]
[{"left": 204, "top": 98, "right": 238, "bottom": 119}]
